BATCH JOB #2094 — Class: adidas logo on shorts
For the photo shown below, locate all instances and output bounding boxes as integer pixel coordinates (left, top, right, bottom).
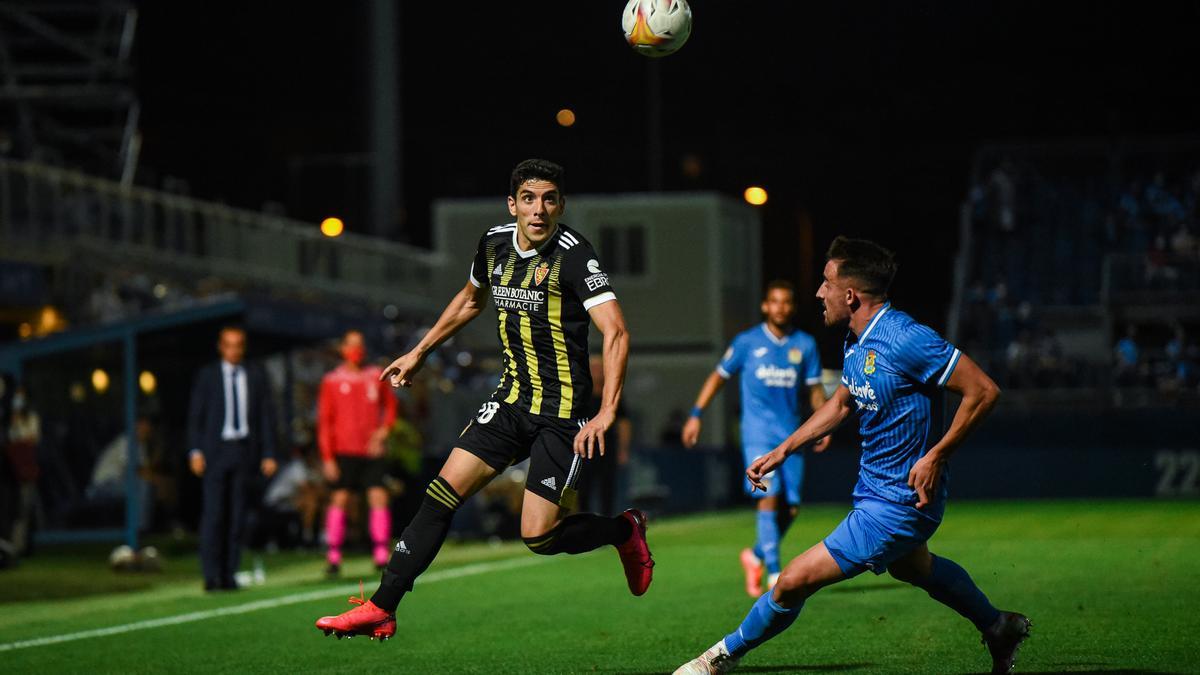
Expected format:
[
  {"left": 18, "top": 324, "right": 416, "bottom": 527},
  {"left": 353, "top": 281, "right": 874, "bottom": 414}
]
[{"left": 541, "top": 476, "right": 557, "bottom": 491}]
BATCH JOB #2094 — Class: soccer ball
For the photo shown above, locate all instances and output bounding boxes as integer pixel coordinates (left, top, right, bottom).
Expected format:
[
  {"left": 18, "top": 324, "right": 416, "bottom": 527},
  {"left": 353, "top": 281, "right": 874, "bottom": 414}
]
[{"left": 622, "top": 0, "right": 692, "bottom": 58}]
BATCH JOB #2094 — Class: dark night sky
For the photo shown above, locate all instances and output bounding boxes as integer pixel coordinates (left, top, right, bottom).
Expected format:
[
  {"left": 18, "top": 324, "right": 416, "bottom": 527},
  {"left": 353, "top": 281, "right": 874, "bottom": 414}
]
[{"left": 131, "top": 1, "right": 1200, "bottom": 329}]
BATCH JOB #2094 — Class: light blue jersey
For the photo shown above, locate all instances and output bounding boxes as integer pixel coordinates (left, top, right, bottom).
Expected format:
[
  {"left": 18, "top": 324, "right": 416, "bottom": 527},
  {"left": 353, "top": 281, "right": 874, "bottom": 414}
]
[
  {"left": 717, "top": 324, "right": 823, "bottom": 450},
  {"left": 839, "top": 303, "right": 962, "bottom": 519}
]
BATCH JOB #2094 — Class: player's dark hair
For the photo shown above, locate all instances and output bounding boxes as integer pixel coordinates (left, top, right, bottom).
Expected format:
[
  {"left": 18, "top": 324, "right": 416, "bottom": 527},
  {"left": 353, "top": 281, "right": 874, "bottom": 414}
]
[
  {"left": 510, "top": 159, "right": 565, "bottom": 197},
  {"left": 826, "top": 236, "right": 898, "bottom": 298},
  {"left": 764, "top": 279, "right": 795, "bottom": 298}
]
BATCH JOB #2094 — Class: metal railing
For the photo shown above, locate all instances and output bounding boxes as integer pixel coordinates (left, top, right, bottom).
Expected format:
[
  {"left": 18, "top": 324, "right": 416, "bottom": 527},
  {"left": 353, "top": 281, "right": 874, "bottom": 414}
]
[{"left": 0, "top": 158, "right": 441, "bottom": 311}]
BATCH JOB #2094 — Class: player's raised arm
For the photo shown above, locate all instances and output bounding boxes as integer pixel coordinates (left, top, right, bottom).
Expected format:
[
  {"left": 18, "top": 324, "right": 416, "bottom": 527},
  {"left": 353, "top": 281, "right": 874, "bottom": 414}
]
[
  {"left": 747, "top": 385, "right": 854, "bottom": 490},
  {"left": 574, "top": 298, "right": 629, "bottom": 458},
  {"left": 382, "top": 281, "right": 488, "bottom": 388},
  {"left": 907, "top": 352, "right": 1000, "bottom": 507},
  {"left": 681, "top": 371, "right": 726, "bottom": 448}
]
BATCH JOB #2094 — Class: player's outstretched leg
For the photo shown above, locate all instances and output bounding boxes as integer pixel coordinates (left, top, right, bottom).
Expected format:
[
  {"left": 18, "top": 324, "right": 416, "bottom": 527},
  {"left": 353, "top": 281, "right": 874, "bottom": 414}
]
[
  {"left": 675, "top": 542, "right": 843, "bottom": 674},
  {"left": 890, "top": 546, "right": 1030, "bottom": 674},
  {"left": 523, "top": 507, "right": 654, "bottom": 595},
  {"left": 314, "top": 477, "right": 464, "bottom": 639}
]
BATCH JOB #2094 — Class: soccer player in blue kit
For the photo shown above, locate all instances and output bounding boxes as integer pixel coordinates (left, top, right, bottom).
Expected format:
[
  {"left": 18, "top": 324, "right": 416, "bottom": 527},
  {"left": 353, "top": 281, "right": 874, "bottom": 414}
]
[
  {"left": 682, "top": 281, "right": 830, "bottom": 596},
  {"left": 676, "top": 237, "right": 1030, "bottom": 675}
]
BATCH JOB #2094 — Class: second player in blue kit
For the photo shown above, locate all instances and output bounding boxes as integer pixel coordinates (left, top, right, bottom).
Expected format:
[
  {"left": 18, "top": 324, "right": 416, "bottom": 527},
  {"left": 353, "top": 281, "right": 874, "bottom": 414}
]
[
  {"left": 676, "top": 237, "right": 1030, "bottom": 675},
  {"left": 682, "top": 281, "right": 829, "bottom": 596}
]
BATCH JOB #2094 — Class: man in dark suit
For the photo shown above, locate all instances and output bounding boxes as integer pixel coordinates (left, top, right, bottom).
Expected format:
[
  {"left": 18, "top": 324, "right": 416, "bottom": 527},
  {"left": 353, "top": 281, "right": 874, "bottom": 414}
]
[{"left": 187, "top": 326, "right": 278, "bottom": 591}]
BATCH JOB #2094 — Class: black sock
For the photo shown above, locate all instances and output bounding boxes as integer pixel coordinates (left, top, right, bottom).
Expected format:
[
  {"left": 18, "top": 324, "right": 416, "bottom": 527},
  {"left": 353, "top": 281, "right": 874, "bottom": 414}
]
[
  {"left": 523, "top": 513, "right": 633, "bottom": 555},
  {"left": 370, "top": 477, "right": 462, "bottom": 612}
]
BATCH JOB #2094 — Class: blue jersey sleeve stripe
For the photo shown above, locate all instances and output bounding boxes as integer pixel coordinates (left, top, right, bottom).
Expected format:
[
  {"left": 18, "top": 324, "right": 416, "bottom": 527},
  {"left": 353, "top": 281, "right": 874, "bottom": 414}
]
[
  {"left": 716, "top": 365, "right": 732, "bottom": 379},
  {"left": 936, "top": 348, "right": 962, "bottom": 388}
]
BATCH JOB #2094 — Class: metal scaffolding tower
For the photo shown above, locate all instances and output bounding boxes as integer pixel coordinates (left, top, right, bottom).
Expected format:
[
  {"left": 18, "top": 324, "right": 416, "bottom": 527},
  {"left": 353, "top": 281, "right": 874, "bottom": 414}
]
[{"left": 0, "top": 1, "right": 139, "bottom": 184}]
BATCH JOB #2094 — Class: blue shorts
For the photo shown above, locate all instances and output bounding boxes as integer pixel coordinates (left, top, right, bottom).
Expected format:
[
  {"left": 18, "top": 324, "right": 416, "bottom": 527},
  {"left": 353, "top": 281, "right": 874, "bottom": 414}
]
[
  {"left": 823, "top": 497, "right": 942, "bottom": 578},
  {"left": 742, "top": 446, "right": 804, "bottom": 505}
]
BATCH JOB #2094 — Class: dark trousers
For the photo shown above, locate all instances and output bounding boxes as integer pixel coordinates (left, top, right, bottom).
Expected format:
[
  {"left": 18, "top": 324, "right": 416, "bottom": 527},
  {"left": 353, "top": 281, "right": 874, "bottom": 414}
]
[
  {"left": 577, "top": 450, "right": 618, "bottom": 516},
  {"left": 200, "top": 442, "right": 251, "bottom": 587}
]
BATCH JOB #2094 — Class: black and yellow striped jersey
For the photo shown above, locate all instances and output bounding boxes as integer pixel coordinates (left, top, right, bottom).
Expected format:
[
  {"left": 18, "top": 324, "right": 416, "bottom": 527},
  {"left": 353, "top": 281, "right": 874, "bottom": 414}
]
[{"left": 468, "top": 222, "right": 617, "bottom": 420}]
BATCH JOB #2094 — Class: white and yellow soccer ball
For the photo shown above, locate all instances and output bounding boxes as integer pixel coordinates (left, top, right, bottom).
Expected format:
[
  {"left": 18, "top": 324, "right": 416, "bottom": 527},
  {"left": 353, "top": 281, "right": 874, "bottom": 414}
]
[{"left": 622, "top": 0, "right": 692, "bottom": 58}]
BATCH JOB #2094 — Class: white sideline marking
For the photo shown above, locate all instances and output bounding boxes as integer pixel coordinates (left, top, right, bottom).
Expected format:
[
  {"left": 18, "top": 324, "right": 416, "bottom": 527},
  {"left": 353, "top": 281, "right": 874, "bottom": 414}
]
[{"left": 0, "top": 556, "right": 542, "bottom": 653}]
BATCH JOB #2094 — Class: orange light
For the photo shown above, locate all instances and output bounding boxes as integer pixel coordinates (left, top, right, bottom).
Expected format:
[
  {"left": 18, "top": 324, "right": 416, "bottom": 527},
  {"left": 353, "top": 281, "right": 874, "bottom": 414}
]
[
  {"left": 92, "top": 368, "right": 110, "bottom": 394},
  {"left": 320, "top": 217, "right": 344, "bottom": 238},
  {"left": 139, "top": 370, "right": 157, "bottom": 395},
  {"left": 18, "top": 322, "right": 33, "bottom": 339},
  {"left": 743, "top": 186, "right": 768, "bottom": 206},
  {"left": 556, "top": 109, "right": 576, "bottom": 127}
]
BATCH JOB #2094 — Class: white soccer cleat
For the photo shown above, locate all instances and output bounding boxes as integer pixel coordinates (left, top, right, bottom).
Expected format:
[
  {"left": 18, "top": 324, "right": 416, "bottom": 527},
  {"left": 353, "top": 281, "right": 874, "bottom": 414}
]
[{"left": 673, "top": 639, "right": 740, "bottom": 674}]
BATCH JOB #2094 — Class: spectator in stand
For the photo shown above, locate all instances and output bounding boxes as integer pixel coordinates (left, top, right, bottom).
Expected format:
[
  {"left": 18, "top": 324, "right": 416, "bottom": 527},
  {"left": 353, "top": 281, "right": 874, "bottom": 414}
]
[
  {"left": 1146, "top": 172, "right": 1187, "bottom": 223},
  {"left": 1114, "top": 325, "right": 1141, "bottom": 387},
  {"left": 987, "top": 161, "right": 1017, "bottom": 232},
  {"left": 1165, "top": 325, "right": 1199, "bottom": 390},
  {"left": 1169, "top": 224, "right": 1196, "bottom": 258},
  {"left": 318, "top": 329, "right": 397, "bottom": 575},
  {"left": 5, "top": 386, "right": 40, "bottom": 556}
]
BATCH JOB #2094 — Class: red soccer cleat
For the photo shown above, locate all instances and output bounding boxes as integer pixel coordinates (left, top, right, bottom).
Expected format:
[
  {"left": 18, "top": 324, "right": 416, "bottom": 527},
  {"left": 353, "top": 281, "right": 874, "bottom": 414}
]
[
  {"left": 616, "top": 509, "right": 655, "bottom": 596},
  {"left": 315, "top": 587, "right": 396, "bottom": 642},
  {"left": 739, "top": 547, "right": 764, "bottom": 597}
]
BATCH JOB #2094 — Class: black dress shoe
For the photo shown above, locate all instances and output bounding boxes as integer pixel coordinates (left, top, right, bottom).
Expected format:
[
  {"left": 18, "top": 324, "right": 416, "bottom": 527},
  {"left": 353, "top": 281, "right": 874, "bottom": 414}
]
[{"left": 220, "top": 578, "right": 240, "bottom": 590}]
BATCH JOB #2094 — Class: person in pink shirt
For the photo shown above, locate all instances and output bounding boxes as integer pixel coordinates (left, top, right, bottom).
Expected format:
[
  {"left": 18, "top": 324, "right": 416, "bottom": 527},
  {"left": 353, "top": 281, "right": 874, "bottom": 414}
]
[{"left": 318, "top": 329, "right": 397, "bottom": 575}]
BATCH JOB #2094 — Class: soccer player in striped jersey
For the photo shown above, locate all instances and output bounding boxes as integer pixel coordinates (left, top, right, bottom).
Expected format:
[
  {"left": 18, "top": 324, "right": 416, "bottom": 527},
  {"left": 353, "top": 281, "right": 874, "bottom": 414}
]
[
  {"left": 315, "top": 159, "right": 653, "bottom": 641},
  {"left": 676, "top": 237, "right": 1029, "bottom": 675},
  {"left": 681, "top": 281, "right": 829, "bottom": 596}
]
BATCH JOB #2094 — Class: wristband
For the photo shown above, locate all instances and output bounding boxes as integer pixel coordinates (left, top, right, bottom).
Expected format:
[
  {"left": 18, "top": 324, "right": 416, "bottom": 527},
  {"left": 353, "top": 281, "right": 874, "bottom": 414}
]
[{"left": 689, "top": 406, "right": 704, "bottom": 419}]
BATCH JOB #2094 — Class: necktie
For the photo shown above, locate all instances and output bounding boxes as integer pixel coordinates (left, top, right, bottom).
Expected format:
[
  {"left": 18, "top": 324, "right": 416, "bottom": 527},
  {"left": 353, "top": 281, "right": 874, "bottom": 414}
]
[{"left": 231, "top": 366, "right": 242, "bottom": 434}]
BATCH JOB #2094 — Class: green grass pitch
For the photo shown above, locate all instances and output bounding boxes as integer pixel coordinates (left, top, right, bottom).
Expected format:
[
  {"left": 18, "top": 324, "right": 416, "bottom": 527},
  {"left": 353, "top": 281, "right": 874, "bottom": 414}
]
[{"left": 2, "top": 499, "right": 1197, "bottom": 673}]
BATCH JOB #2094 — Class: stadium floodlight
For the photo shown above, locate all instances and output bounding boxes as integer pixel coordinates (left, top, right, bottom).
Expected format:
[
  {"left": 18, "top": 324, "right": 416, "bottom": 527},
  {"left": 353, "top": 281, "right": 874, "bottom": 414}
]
[
  {"left": 139, "top": 371, "right": 157, "bottom": 395},
  {"left": 91, "top": 368, "right": 110, "bottom": 393},
  {"left": 320, "top": 217, "right": 345, "bottom": 238},
  {"left": 743, "top": 186, "right": 768, "bottom": 206}
]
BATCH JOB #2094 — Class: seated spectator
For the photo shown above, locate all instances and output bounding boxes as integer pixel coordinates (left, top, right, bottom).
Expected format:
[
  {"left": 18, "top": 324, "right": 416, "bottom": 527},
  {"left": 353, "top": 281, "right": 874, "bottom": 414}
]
[{"left": 1114, "top": 325, "right": 1141, "bottom": 386}]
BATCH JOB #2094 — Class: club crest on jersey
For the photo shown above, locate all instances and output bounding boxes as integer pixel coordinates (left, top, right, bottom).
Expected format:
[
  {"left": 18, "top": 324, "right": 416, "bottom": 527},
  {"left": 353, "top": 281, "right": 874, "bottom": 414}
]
[
  {"left": 864, "top": 350, "right": 877, "bottom": 375},
  {"left": 534, "top": 261, "right": 550, "bottom": 286},
  {"left": 788, "top": 348, "right": 803, "bottom": 364}
]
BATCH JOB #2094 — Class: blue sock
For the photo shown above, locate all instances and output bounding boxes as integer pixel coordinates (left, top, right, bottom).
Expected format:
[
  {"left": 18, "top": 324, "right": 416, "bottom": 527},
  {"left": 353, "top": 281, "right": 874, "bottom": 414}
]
[
  {"left": 755, "top": 509, "right": 782, "bottom": 574},
  {"left": 914, "top": 555, "right": 1002, "bottom": 632},
  {"left": 723, "top": 591, "right": 803, "bottom": 658}
]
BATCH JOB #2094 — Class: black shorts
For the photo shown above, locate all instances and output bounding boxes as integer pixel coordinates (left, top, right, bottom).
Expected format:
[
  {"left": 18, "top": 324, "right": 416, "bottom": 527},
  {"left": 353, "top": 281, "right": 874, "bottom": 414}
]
[
  {"left": 457, "top": 400, "right": 588, "bottom": 509},
  {"left": 331, "top": 456, "right": 386, "bottom": 492}
]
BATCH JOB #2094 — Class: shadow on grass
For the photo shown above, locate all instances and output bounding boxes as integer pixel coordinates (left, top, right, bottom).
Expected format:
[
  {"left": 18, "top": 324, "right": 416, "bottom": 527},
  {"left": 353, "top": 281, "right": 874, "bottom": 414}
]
[
  {"left": 1006, "top": 671, "right": 1178, "bottom": 674},
  {"left": 621, "top": 666, "right": 873, "bottom": 674}
]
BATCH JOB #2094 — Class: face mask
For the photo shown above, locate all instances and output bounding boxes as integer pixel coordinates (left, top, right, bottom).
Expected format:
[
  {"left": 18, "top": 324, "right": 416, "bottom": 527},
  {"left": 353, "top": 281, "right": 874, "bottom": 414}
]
[
  {"left": 12, "top": 394, "right": 26, "bottom": 411},
  {"left": 343, "top": 345, "right": 365, "bottom": 365}
]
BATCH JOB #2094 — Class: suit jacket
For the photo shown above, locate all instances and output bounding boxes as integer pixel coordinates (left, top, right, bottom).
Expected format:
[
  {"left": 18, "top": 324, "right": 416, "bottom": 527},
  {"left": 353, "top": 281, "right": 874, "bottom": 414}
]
[{"left": 187, "top": 360, "right": 277, "bottom": 466}]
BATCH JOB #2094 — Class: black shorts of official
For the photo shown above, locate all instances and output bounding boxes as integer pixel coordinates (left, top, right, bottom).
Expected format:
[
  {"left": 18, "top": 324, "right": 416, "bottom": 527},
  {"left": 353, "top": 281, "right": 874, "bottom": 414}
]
[
  {"left": 331, "top": 455, "right": 387, "bottom": 492},
  {"left": 456, "top": 400, "right": 587, "bottom": 510}
]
